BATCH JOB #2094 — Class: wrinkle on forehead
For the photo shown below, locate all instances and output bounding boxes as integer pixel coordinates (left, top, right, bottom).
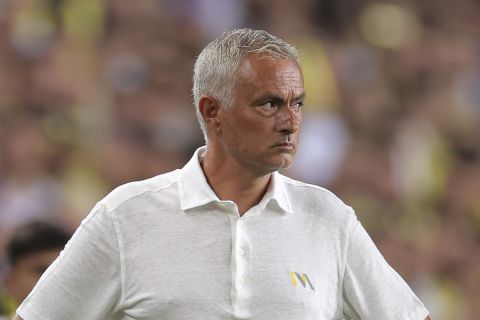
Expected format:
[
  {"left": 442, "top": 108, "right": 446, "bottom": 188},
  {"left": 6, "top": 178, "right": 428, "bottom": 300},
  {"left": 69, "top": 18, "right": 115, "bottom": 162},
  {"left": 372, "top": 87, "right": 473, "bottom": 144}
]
[{"left": 236, "top": 53, "right": 304, "bottom": 99}]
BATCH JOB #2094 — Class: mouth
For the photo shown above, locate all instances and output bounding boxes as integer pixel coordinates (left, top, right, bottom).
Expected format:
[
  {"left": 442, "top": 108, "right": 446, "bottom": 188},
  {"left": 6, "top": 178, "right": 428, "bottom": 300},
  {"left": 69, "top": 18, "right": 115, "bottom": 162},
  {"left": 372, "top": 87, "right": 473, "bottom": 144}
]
[{"left": 271, "top": 142, "right": 296, "bottom": 151}]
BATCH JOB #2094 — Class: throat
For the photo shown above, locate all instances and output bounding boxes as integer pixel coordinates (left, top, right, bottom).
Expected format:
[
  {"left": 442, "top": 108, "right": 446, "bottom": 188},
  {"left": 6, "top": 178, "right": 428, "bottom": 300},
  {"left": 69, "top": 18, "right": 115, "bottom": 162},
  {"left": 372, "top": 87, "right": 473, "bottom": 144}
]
[{"left": 201, "top": 158, "right": 271, "bottom": 215}]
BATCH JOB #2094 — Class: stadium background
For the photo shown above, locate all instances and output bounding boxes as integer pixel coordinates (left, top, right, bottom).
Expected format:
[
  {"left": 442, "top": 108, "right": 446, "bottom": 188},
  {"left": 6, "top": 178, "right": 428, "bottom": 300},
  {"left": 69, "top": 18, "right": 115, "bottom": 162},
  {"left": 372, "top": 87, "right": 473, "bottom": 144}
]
[{"left": 0, "top": 0, "right": 479, "bottom": 318}]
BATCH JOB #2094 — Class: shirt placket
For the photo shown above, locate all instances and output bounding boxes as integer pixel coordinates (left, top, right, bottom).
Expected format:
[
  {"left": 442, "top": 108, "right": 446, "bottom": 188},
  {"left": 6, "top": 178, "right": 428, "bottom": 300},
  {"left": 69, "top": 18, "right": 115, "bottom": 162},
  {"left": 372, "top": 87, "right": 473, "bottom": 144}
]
[{"left": 224, "top": 202, "right": 253, "bottom": 318}]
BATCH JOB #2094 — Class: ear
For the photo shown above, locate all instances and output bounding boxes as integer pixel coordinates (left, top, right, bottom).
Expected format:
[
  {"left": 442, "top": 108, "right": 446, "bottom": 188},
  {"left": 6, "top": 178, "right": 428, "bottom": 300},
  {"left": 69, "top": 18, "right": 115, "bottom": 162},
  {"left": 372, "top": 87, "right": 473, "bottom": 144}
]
[{"left": 198, "top": 95, "right": 222, "bottom": 133}]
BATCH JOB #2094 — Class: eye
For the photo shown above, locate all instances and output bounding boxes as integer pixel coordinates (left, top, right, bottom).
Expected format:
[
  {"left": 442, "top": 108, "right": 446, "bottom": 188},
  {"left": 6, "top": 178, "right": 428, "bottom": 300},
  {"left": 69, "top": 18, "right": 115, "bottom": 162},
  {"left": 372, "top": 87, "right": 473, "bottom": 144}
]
[
  {"left": 259, "top": 101, "right": 277, "bottom": 109},
  {"left": 291, "top": 100, "right": 304, "bottom": 112},
  {"left": 257, "top": 101, "right": 279, "bottom": 115}
]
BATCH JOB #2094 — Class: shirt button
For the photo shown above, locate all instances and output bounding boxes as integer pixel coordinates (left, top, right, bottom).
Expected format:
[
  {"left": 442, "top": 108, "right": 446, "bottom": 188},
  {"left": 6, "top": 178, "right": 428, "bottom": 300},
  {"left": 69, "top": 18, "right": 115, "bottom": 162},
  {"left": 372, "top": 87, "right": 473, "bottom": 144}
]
[
  {"left": 239, "top": 277, "right": 246, "bottom": 285},
  {"left": 238, "top": 220, "right": 244, "bottom": 227},
  {"left": 239, "top": 247, "right": 246, "bottom": 256}
]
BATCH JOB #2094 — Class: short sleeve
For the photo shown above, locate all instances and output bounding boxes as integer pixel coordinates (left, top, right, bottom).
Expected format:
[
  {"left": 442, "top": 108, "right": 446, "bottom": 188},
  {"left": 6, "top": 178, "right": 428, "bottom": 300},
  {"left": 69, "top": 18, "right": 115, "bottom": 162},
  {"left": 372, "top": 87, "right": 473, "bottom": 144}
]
[
  {"left": 342, "top": 211, "right": 429, "bottom": 320},
  {"left": 17, "top": 203, "right": 122, "bottom": 320}
]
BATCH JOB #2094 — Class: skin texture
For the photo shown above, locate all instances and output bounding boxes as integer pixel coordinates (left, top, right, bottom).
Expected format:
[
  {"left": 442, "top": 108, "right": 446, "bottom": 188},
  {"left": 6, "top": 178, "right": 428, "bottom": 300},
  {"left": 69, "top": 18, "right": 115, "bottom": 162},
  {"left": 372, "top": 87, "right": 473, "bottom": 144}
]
[
  {"left": 200, "top": 52, "right": 304, "bottom": 214},
  {"left": 6, "top": 249, "right": 61, "bottom": 305}
]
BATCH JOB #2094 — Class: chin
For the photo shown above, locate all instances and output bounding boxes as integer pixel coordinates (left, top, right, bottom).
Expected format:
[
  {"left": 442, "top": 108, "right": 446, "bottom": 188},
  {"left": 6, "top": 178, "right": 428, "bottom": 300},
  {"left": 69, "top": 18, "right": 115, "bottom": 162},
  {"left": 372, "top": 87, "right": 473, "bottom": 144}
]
[{"left": 268, "top": 156, "right": 294, "bottom": 171}]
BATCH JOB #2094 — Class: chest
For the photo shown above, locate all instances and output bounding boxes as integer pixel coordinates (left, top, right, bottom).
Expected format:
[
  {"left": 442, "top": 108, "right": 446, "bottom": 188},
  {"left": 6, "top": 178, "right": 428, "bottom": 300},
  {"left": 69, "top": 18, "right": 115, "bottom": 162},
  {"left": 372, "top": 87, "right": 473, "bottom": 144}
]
[{"left": 118, "top": 212, "right": 345, "bottom": 320}]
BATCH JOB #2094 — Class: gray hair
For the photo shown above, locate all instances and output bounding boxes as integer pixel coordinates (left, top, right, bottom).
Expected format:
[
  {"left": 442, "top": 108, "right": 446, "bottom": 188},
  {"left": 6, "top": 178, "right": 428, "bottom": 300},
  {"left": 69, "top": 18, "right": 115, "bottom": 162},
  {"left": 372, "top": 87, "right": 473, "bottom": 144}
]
[{"left": 192, "top": 28, "right": 300, "bottom": 142}]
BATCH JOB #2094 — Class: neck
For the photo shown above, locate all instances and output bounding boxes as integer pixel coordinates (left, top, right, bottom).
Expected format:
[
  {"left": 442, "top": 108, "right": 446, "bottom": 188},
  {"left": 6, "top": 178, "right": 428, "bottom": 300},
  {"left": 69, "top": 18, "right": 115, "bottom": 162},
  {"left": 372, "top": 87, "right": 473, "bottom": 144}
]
[{"left": 201, "top": 144, "right": 271, "bottom": 216}]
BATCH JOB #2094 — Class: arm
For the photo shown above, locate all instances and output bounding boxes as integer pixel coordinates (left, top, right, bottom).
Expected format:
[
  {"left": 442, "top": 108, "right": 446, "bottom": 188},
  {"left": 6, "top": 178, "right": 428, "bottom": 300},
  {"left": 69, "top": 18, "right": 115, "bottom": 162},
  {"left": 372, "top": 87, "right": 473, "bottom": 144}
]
[
  {"left": 342, "top": 211, "right": 431, "bottom": 319},
  {"left": 13, "top": 315, "right": 23, "bottom": 320}
]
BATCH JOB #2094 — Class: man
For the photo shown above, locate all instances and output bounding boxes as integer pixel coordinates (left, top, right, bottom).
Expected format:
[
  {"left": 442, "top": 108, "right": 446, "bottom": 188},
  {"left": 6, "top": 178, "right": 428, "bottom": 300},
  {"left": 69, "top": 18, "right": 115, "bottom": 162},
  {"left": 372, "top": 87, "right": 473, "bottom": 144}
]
[
  {"left": 3, "top": 221, "right": 70, "bottom": 320},
  {"left": 14, "top": 29, "right": 431, "bottom": 319}
]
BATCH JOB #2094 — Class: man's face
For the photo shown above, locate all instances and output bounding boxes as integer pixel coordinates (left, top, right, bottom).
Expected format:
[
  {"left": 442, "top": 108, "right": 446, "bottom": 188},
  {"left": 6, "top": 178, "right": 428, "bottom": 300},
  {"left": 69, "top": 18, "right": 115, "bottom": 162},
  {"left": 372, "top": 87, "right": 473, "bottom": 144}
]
[
  {"left": 5, "top": 249, "right": 61, "bottom": 304},
  {"left": 216, "top": 53, "right": 304, "bottom": 175}
]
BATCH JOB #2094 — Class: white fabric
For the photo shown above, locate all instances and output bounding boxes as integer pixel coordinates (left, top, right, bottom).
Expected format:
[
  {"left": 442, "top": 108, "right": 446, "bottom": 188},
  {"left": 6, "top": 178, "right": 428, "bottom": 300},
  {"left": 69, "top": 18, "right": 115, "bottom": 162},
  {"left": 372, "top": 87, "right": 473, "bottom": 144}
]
[{"left": 18, "top": 147, "right": 429, "bottom": 320}]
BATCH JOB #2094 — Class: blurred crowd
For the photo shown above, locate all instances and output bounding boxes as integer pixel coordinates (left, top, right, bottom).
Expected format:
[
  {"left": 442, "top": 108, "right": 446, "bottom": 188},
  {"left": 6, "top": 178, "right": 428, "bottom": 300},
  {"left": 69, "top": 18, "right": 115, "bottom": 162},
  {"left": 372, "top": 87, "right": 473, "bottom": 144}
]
[{"left": 0, "top": 0, "right": 479, "bottom": 318}]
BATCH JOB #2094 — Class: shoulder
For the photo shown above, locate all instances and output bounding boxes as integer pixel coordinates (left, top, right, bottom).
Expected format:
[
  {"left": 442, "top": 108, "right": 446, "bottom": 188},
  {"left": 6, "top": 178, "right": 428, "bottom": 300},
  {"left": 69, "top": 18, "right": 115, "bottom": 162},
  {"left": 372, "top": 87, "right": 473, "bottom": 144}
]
[
  {"left": 99, "top": 169, "right": 181, "bottom": 212},
  {"left": 281, "top": 174, "right": 356, "bottom": 223},
  {"left": 281, "top": 174, "right": 348, "bottom": 207}
]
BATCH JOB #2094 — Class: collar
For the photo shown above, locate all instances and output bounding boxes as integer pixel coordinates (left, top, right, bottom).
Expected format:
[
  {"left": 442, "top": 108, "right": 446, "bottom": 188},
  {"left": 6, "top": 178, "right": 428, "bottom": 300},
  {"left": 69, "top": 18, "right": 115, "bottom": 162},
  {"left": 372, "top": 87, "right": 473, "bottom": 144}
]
[
  {"left": 179, "top": 146, "right": 220, "bottom": 211},
  {"left": 179, "top": 146, "right": 293, "bottom": 215},
  {"left": 257, "top": 170, "right": 293, "bottom": 214}
]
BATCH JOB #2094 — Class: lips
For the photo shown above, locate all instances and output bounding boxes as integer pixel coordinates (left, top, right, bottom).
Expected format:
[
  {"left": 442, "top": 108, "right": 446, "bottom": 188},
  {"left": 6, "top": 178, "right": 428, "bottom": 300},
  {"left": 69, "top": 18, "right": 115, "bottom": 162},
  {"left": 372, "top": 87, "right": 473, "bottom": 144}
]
[{"left": 272, "top": 141, "right": 295, "bottom": 149}]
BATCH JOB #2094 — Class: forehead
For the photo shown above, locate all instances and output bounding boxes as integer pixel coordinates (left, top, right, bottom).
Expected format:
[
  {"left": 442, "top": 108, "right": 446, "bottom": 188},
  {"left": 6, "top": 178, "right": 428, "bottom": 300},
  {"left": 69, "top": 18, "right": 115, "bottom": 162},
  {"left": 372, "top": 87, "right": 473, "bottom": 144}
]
[{"left": 236, "top": 53, "right": 304, "bottom": 95}]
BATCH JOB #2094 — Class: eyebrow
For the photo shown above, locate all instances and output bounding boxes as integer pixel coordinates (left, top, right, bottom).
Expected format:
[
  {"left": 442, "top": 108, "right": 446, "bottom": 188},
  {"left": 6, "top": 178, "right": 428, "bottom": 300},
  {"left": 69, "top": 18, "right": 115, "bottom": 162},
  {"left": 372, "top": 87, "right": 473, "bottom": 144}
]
[
  {"left": 251, "top": 92, "right": 305, "bottom": 105},
  {"left": 293, "top": 92, "right": 306, "bottom": 101}
]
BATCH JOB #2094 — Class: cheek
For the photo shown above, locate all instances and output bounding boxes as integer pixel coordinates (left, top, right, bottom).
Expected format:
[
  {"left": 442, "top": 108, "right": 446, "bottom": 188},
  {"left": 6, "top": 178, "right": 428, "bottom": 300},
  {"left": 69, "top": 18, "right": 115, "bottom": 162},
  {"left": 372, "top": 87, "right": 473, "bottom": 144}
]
[
  {"left": 9, "top": 270, "right": 39, "bottom": 300},
  {"left": 19, "top": 270, "right": 41, "bottom": 288},
  {"left": 295, "top": 112, "right": 302, "bottom": 125},
  {"left": 225, "top": 116, "right": 268, "bottom": 141},
  {"left": 296, "top": 113, "right": 302, "bottom": 132}
]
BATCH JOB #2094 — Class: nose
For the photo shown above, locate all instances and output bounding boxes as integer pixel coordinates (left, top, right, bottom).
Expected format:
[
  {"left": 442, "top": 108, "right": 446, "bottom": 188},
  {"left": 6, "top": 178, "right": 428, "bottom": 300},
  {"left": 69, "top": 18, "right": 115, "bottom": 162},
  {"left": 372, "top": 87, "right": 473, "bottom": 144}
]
[{"left": 275, "top": 105, "right": 301, "bottom": 134}]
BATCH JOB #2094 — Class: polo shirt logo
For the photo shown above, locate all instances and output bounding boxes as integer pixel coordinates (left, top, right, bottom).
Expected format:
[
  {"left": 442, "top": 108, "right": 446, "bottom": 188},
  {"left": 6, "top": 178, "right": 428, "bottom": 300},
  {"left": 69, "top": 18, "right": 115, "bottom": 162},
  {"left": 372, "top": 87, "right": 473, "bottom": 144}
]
[{"left": 289, "top": 272, "right": 315, "bottom": 291}]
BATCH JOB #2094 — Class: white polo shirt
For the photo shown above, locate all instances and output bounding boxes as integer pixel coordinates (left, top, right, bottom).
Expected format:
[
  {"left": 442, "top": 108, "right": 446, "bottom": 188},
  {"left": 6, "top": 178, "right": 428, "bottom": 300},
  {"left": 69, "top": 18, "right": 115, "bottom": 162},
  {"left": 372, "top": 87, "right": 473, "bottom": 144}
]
[{"left": 18, "top": 147, "right": 429, "bottom": 320}]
